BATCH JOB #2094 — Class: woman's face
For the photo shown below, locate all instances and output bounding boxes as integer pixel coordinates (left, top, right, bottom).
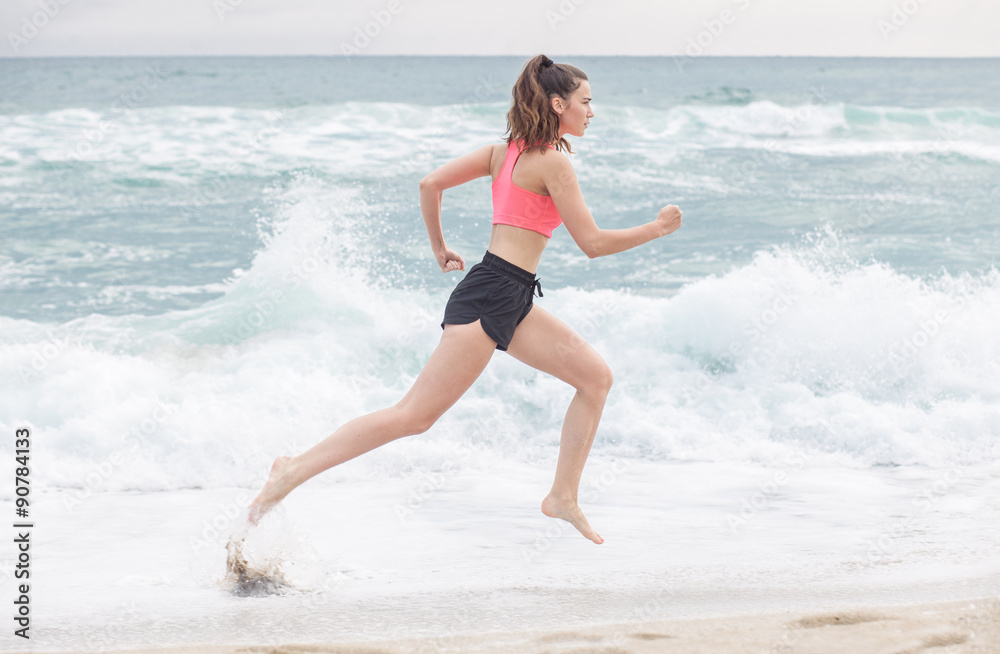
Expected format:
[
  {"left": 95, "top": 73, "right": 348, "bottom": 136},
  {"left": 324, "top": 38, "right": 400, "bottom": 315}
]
[{"left": 553, "top": 80, "right": 594, "bottom": 139}]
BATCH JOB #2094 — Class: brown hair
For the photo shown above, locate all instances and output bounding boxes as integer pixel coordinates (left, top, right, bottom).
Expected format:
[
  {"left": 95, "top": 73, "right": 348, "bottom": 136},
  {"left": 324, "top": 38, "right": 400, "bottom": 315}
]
[{"left": 504, "top": 54, "right": 588, "bottom": 156}]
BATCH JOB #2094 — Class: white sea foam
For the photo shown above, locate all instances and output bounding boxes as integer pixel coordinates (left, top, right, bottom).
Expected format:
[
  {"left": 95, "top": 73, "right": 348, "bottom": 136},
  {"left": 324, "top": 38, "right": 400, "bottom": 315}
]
[
  {"left": 2, "top": 181, "right": 997, "bottom": 501},
  {"left": 2, "top": 100, "right": 997, "bottom": 185}
]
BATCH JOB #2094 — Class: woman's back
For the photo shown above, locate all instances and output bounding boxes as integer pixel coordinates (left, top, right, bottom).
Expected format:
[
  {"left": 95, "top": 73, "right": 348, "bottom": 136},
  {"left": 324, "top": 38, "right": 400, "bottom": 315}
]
[
  {"left": 492, "top": 139, "right": 564, "bottom": 241},
  {"left": 486, "top": 140, "right": 561, "bottom": 272},
  {"left": 489, "top": 140, "right": 556, "bottom": 196}
]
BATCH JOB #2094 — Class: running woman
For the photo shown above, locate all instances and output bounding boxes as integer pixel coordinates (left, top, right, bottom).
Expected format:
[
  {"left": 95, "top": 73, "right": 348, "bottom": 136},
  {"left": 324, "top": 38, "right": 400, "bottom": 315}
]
[{"left": 248, "top": 54, "right": 683, "bottom": 544}]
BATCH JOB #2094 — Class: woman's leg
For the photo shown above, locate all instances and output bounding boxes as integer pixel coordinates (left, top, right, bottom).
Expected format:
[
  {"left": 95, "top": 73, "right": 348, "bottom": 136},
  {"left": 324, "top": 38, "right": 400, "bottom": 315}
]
[
  {"left": 249, "top": 320, "right": 497, "bottom": 521},
  {"left": 504, "top": 305, "right": 614, "bottom": 544}
]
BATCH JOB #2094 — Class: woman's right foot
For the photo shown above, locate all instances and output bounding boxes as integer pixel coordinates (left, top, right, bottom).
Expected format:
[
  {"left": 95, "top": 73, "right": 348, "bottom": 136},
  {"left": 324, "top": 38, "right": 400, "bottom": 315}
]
[
  {"left": 248, "top": 456, "right": 296, "bottom": 525},
  {"left": 541, "top": 494, "right": 604, "bottom": 544}
]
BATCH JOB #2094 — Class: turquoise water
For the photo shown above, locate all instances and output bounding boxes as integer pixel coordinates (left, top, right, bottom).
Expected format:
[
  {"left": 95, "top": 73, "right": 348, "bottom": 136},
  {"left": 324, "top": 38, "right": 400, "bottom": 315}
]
[
  {"left": 2, "top": 57, "right": 998, "bottom": 321},
  {"left": 0, "top": 56, "right": 998, "bottom": 649}
]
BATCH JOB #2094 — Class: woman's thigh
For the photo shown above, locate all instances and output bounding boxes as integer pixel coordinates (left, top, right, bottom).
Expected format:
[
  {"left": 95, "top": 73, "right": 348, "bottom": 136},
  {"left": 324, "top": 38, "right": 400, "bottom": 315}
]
[
  {"left": 505, "top": 305, "right": 613, "bottom": 393},
  {"left": 395, "top": 320, "right": 498, "bottom": 426}
]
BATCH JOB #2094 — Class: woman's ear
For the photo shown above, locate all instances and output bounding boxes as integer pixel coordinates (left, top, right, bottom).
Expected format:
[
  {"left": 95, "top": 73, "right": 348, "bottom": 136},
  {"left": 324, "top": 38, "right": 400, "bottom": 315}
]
[{"left": 550, "top": 95, "right": 564, "bottom": 115}]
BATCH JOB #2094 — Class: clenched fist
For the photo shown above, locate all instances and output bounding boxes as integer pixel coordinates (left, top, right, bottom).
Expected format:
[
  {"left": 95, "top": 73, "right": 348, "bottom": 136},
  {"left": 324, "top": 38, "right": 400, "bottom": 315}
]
[
  {"left": 436, "top": 246, "right": 465, "bottom": 273},
  {"left": 656, "top": 205, "right": 683, "bottom": 236}
]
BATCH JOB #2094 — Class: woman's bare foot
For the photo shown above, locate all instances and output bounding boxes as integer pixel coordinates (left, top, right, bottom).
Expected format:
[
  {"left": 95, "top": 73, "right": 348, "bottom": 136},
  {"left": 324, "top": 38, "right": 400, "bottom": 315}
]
[
  {"left": 248, "top": 456, "right": 297, "bottom": 525},
  {"left": 541, "top": 494, "right": 604, "bottom": 544}
]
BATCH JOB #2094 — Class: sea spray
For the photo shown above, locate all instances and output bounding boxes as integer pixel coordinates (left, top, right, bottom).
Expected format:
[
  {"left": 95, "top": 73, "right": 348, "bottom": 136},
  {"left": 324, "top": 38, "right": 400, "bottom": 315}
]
[{"left": 223, "top": 507, "right": 330, "bottom": 597}]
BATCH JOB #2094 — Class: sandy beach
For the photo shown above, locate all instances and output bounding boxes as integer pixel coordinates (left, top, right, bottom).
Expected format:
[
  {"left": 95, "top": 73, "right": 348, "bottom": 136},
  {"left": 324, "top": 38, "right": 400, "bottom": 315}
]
[{"left": 15, "top": 596, "right": 998, "bottom": 654}]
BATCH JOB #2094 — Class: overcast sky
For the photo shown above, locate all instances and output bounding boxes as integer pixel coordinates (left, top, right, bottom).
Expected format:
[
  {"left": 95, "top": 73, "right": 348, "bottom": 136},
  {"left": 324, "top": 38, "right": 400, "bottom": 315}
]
[{"left": 2, "top": 0, "right": 998, "bottom": 58}]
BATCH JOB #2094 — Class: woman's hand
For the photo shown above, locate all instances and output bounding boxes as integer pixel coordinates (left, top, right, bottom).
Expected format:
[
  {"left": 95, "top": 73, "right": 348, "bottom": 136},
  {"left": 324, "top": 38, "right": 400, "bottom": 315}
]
[
  {"left": 656, "top": 204, "right": 683, "bottom": 236},
  {"left": 435, "top": 246, "right": 465, "bottom": 273}
]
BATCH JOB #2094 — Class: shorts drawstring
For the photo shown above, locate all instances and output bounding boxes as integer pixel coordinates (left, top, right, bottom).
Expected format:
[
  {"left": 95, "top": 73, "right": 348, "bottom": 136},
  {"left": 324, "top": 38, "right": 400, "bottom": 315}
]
[{"left": 480, "top": 251, "right": 542, "bottom": 297}]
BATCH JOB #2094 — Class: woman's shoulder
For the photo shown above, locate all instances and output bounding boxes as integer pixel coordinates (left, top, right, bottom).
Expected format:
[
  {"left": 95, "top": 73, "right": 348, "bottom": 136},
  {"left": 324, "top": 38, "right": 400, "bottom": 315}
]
[
  {"left": 492, "top": 138, "right": 573, "bottom": 175},
  {"left": 489, "top": 141, "right": 508, "bottom": 170},
  {"left": 518, "top": 139, "right": 570, "bottom": 161},
  {"left": 528, "top": 143, "right": 573, "bottom": 171}
]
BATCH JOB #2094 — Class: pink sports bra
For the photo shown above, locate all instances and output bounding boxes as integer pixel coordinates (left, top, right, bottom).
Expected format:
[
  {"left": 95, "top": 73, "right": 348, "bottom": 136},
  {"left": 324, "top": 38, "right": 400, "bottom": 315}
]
[{"left": 491, "top": 139, "right": 563, "bottom": 238}]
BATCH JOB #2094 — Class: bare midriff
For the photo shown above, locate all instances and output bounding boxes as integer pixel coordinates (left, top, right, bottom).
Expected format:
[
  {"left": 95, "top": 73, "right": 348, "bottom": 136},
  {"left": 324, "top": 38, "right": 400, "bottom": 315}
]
[{"left": 487, "top": 223, "right": 548, "bottom": 274}]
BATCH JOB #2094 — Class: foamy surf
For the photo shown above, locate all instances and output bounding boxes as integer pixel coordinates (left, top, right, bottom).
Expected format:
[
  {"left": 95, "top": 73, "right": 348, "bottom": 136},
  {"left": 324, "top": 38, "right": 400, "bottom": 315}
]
[
  {"left": 2, "top": 205, "right": 998, "bottom": 506},
  {"left": 224, "top": 516, "right": 297, "bottom": 598}
]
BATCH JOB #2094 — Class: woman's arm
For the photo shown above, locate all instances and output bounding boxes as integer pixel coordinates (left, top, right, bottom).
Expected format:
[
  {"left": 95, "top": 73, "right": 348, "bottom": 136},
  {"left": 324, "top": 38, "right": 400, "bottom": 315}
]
[
  {"left": 419, "top": 144, "right": 496, "bottom": 272},
  {"left": 545, "top": 155, "right": 682, "bottom": 258}
]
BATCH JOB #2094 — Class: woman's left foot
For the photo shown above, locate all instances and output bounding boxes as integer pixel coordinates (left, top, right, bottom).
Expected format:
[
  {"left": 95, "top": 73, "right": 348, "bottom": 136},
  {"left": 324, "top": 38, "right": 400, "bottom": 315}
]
[
  {"left": 541, "top": 494, "right": 604, "bottom": 544},
  {"left": 248, "top": 456, "right": 296, "bottom": 525}
]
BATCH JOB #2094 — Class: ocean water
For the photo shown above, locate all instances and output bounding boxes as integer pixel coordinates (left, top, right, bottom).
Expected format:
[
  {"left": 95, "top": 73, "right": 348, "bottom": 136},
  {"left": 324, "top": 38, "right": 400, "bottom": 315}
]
[{"left": 1, "top": 56, "right": 999, "bottom": 650}]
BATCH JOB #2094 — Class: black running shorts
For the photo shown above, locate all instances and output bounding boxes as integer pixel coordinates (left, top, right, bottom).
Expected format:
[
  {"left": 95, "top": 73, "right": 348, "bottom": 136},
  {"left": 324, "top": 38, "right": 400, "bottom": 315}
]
[{"left": 441, "top": 251, "right": 543, "bottom": 351}]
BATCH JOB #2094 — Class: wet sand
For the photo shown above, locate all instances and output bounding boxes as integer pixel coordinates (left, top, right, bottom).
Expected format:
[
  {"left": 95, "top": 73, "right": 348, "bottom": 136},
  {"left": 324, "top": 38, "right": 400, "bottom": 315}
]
[{"left": 17, "top": 595, "right": 999, "bottom": 654}]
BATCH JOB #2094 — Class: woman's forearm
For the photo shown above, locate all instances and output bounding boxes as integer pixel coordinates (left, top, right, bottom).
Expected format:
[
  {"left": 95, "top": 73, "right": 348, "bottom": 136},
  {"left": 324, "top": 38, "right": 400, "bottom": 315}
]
[
  {"left": 587, "top": 220, "right": 665, "bottom": 258},
  {"left": 419, "top": 180, "right": 446, "bottom": 249}
]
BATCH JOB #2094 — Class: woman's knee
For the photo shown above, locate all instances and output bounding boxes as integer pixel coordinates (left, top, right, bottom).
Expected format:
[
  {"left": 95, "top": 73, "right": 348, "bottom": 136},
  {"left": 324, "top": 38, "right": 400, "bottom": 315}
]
[
  {"left": 596, "top": 362, "right": 614, "bottom": 396},
  {"left": 578, "top": 358, "right": 613, "bottom": 399},
  {"left": 394, "top": 402, "right": 439, "bottom": 436}
]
